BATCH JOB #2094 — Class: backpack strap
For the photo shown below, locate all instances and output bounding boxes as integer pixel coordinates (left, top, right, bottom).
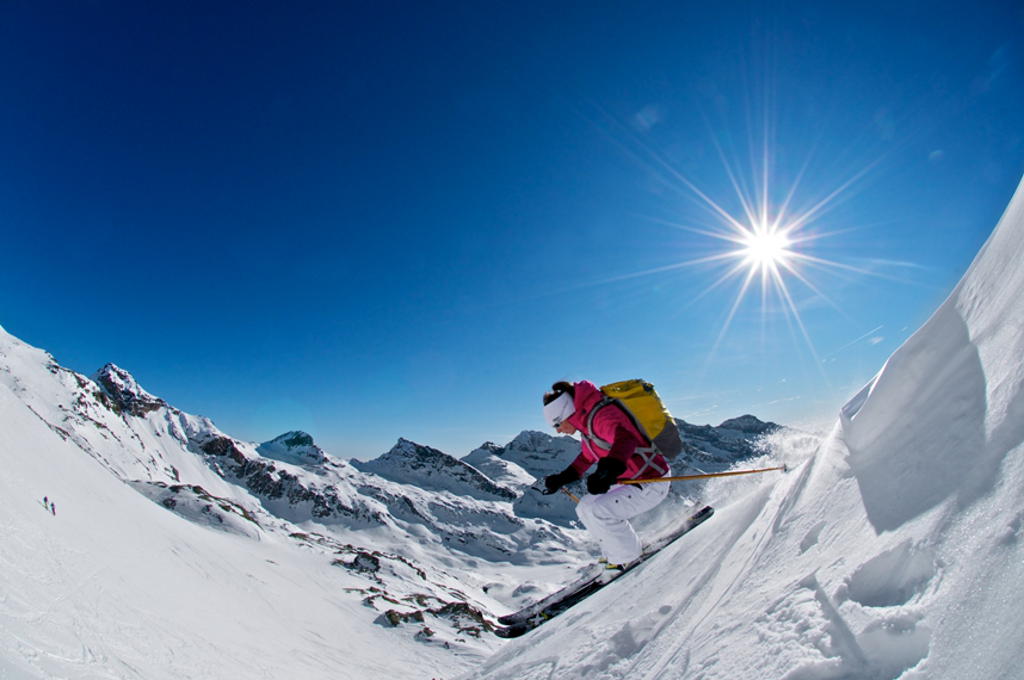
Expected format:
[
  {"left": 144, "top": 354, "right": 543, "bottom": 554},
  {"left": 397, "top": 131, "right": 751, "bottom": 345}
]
[
  {"left": 582, "top": 397, "right": 669, "bottom": 479},
  {"left": 582, "top": 397, "right": 617, "bottom": 450}
]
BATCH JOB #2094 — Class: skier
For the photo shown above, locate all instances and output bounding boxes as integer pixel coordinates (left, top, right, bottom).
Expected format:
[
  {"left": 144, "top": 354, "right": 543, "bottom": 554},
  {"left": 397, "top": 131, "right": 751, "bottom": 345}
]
[{"left": 541, "top": 380, "right": 671, "bottom": 568}]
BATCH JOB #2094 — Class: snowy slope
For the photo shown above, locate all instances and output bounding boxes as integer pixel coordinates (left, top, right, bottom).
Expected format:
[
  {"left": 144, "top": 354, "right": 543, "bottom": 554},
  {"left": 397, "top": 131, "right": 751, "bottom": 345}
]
[
  {"left": 0, "top": 382, "right": 452, "bottom": 679},
  {"left": 0, "top": 329, "right": 598, "bottom": 678},
  {"left": 466, "top": 178, "right": 1024, "bottom": 680}
]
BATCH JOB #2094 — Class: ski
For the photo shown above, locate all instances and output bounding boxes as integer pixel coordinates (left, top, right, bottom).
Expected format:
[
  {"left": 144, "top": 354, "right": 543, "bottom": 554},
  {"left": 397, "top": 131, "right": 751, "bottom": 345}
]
[{"left": 494, "top": 504, "right": 714, "bottom": 637}]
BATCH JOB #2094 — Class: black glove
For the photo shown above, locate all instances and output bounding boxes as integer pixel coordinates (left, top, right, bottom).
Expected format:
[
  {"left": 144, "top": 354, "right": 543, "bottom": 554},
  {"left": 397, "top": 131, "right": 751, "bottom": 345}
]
[
  {"left": 542, "top": 467, "right": 580, "bottom": 495},
  {"left": 586, "top": 457, "right": 627, "bottom": 495}
]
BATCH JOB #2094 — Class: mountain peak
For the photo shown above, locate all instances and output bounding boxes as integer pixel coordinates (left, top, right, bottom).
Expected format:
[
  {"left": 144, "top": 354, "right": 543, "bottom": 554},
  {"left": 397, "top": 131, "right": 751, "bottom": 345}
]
[
  {"left": 92, "top": 363, "right": 166, "bottom": 416},
  {"left": 717, "top": 414, "right": 779, "bottom": 434},
  {"left": 352, "top": 438, "right": 516, "bottom": 501},
  {"left": 257, "top": 431, "right": 329, "bottom": 466}
]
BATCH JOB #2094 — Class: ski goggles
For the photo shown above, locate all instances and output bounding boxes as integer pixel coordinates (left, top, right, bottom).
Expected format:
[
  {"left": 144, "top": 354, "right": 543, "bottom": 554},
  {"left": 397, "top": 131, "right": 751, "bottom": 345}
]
[{"left": 543, "top": 391, "right": 575, "bottom": 428}]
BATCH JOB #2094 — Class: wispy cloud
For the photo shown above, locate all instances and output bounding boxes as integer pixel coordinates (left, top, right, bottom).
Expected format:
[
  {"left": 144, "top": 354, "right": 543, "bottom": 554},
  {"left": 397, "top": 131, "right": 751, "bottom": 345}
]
[
  {"left": 824, "top": 325, "right": 885, "bottom": 358},
  {"left": 854, "top": 257, "right": 929, "bottom": 271},
  {"left": 972, "top": 43, "right": 1013, "bottom": 94},
  {"left": 632, "top": 104, "right": 666, "bottom": 132},
  {"left": 761, "top": 395, "right": 801, "bottom": 407}
]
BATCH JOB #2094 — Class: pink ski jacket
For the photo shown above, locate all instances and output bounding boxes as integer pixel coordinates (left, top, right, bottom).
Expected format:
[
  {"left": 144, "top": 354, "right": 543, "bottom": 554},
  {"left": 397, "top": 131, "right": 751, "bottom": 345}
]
[{"left": 565, "top": 380, "right": 670, "bottom": 482}]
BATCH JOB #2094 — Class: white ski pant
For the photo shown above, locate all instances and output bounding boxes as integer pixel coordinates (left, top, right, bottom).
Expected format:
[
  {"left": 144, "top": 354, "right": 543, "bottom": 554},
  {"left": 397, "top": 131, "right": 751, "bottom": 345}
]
[{"left": 576, "top": 481, "right": 670, "bottom": 565}]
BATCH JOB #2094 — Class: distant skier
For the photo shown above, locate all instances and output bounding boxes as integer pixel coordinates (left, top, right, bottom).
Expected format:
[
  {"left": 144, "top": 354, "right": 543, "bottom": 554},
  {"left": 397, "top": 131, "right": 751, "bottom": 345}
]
[
  {"left": 50, "top": 502, "right": 56, "bottom": 516},
  {"left": 541, "top": 380, "right": 671, "bottom": 567}
]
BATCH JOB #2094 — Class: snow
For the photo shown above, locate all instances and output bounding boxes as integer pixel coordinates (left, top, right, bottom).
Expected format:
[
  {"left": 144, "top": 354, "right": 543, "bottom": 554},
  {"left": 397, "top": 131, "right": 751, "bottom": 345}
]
[
  {"left": 0, "top": 325, "right": 600, "bottom": 678},
  {"left": 2, "top": 173, "right": 1022, "bottom": 679},
  {"left": 0, "top": 383, "right": 418, "bottom": 679},
  {"left": 352, "top": 438, "right": 517, "bottom": 501}
]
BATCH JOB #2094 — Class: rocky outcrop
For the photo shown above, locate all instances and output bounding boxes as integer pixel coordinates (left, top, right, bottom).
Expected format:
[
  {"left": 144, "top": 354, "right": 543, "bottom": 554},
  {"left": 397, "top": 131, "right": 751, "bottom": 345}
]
[
  {"left": 257, "top": 431, "right": 330, "bottom": 466},
  {"left": 676, "top": 414, "right": 780, "bottom": 464},
  {"left": 376, "top": 598, "right": 494, "bottom": 638},
  {"left": 92, "top": 363, "right": 167, "bottom": 416},
  {"left": 128, "top": 480, "right": 262, "bottom": 538},
  {"left": 717, "top": 414, "right": 780, "bottom": 435}
]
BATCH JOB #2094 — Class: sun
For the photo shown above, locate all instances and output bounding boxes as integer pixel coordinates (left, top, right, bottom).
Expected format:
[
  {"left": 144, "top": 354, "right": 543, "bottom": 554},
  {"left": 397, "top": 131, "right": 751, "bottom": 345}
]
[{"left": 738, "top": 223, "right": 793, "bottom": 271}]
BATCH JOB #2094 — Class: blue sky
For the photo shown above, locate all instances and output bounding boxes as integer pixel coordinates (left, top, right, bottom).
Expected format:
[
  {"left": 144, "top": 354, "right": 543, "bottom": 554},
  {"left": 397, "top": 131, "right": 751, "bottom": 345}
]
[{"left": 2, "top": 1, "right": 1022, "bottom": 459}]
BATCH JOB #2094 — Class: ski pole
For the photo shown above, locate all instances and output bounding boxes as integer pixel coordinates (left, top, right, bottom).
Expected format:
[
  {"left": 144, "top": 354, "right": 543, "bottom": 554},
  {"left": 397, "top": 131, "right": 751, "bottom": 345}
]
[
  {"left": 528, "top": 483, "right": 580, "bottom": 502},
  {"left": 620, "top": 465, "right": 788, "bottom": 485}
]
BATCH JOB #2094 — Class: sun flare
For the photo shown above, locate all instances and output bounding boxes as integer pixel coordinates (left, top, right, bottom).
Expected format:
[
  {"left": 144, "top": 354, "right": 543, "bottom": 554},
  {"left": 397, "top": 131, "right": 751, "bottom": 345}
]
[
  {"left": 738, "top": 224, "right": 793, "bottom": 271},
  {"left": 578, "top": 99, "right": 890, "bottom": 375}
]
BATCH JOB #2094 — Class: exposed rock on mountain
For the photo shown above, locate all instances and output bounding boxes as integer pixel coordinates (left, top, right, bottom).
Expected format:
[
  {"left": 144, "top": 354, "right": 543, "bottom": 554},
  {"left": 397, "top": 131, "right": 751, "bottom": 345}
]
[
  {"left": 93, "top": 363, "right": 167, "bottom": 416},
  {"left": 258, "top": 431, "right": 330, "bottom": 466},
  {"left": 129, "top": 480, "right": 262, "bottom": 539},
  {"left": 717, "top": 414, "right": 780, "bottom": 435},
  {"left": 676, "top": 414, "right": 780, "bottom": 467},
  {"left": 195, "top": 432, "right": 386, "bottom": 527}
]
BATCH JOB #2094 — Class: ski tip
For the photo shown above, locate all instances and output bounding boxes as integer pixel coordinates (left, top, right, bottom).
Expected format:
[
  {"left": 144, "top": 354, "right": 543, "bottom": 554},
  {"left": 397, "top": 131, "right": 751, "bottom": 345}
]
[{"left": 494, "top": 624, "right": 528, "bottom": 639}]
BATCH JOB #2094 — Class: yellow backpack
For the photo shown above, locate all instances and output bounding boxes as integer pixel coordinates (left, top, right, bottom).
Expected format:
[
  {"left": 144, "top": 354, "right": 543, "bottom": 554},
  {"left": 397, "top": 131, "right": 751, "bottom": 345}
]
[{"left": 586, "top": 379, "right": 683, "bottom": 459}]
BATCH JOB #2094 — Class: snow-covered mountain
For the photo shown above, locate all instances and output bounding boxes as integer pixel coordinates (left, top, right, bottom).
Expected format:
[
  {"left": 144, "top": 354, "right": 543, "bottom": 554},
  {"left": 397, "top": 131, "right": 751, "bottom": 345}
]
[
  {"left": 467, "top": 176, "right": 1024, "bottom": 679},
  {"left": 0, "top": 332, "right": 578, "bottom": 676},
  {"left": 256, "top": 430, "right": 330, "bottom": 466},
  {"left": 351, "top": 438, "right": 517, "bottom": 501},
  {"left": 0, "top": 321, "right": 781, "bottom": 679},
  {"left": 678, "top": 413, "right": 780, "bottom": 466}
]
